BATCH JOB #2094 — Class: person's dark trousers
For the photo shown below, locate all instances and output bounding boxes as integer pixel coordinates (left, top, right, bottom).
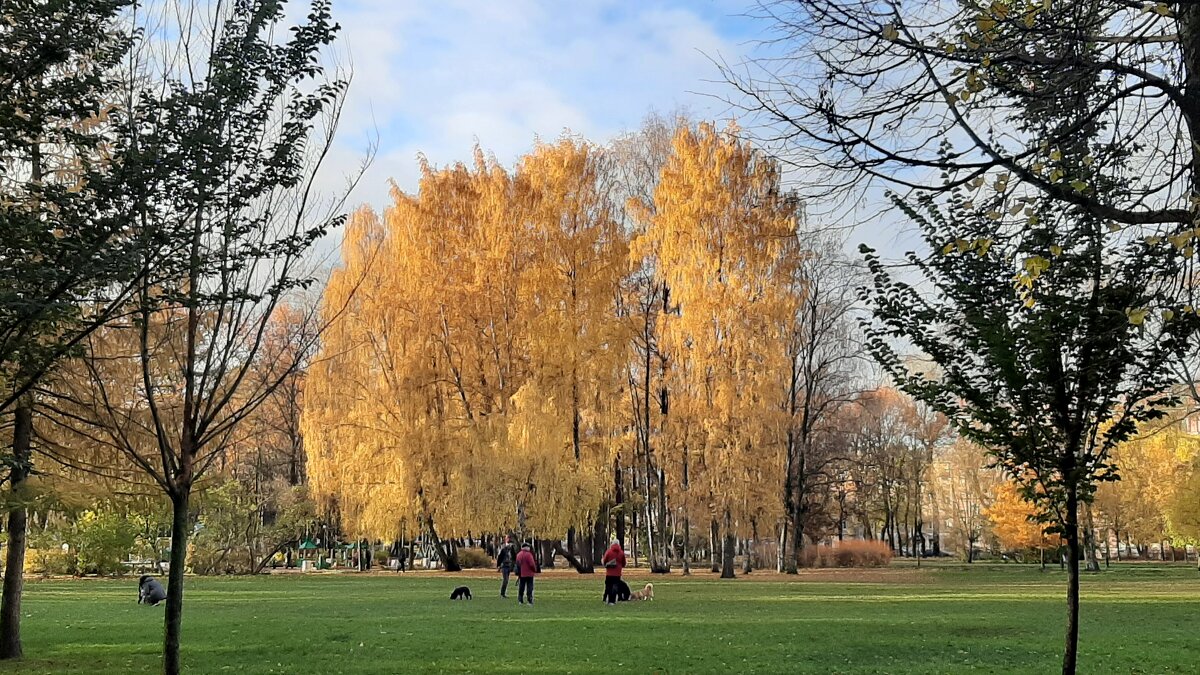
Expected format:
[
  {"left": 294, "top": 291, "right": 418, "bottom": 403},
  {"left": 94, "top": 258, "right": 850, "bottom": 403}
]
[
  {"left": 500, "top": 564, "right": 512, "bottom": 597},
  {"left": 518, "top": 576, "right": 534, "bottom": 604},
  {"left": 603, "top": 576, "right": 621, "bottom": 604}
]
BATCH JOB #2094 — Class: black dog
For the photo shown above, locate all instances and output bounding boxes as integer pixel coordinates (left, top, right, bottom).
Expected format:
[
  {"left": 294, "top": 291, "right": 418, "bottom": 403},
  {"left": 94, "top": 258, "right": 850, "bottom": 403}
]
[
  {"left": 614, "top": 578, "right": 631, "bottom": 602},
  {"left": 138, "top": 575, "right": 167, "bottom": 606},
  {"left": 450, "top": 586, "right": 472, "bottom": 600}
]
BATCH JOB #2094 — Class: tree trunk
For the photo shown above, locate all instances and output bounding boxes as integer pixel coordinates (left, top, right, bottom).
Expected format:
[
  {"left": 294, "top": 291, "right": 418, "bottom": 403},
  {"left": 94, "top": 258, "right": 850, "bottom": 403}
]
[
  {"left": 682, "top": 517, "right": 691, "bottom": 576},
  {"left": 425, "top": 516, "right": 461, "bottom": 572},
  {"left": 592, "top": 511, "right": 607, "bottom": 565},
  {"left": 720, "top": 531, "right": 737, "bottom": 579},
  {"left": 709, "top": 518, "right": 720, "bottom": 573},
  {"left": 614, "top": 458, "right": 626, "bottom": 545},
  {"left": 1083, "top": 505, "right": 1101, "bottom": 572},
  {"left": 776, "top": 522, "right": 788, "bottom": 573},
  {"left": 567, "top": 526, "right": 594, "bottom": 573},
  {"left": 0, "top": 397, "right": 33, "bottom": 660},
  {"left": 1062, "top": 489, "right": 1081, "bottom": 675},
  {"left": 538, "top": 539, "right": 555, "bottom": 569},
  {"left": 720, "top": 510, "right": 736, "bottom": 579},
  {"left": 164, "top": 489, "right": 191, "bottom": 675}
]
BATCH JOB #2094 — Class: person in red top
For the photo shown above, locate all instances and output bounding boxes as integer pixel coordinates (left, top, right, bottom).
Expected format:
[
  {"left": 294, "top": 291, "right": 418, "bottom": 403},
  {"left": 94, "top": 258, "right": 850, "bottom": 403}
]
[
  {"left": 601, "top": 540, "right": 627, "bottom": 605},
  {"left": 514, "top": 542, "right": 538, "bottom": 605}
]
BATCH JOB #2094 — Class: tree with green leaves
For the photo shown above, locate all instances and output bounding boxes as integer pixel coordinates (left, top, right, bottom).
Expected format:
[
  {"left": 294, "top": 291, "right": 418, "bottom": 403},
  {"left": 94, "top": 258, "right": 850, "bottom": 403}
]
[
  {"left": 861, "top": 177, "right": 1198, "bottom": 673},
  {"left": 42, "top": 2, "right": 356, "bottom": 672},
  {"left": 0, "top": 0, "right": 153, "bottom": 659}
]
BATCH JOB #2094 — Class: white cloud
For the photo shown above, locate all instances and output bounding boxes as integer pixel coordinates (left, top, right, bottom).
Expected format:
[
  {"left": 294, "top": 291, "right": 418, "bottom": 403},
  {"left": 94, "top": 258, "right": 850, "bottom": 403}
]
[{"left": 320, "top": 0, "right": 747, "bottom": 211}]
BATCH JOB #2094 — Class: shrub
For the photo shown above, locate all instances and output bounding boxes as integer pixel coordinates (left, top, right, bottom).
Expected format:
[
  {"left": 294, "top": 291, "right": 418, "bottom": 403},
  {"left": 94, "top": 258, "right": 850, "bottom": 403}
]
[
  {"left": 799, "top": 540, "right": 893, "bottom": 568},
  {"left": 74, "top": 510, "right": 138, "bottom": 576},
  {"left": 456, "top": 548, "right": 493, "bottom": 569}
]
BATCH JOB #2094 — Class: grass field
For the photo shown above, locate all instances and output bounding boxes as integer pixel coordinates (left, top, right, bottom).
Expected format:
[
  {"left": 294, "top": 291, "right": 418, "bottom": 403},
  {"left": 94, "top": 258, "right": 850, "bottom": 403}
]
[{"left": 0, "top": 562, "right": 1195, "bottom": 673}]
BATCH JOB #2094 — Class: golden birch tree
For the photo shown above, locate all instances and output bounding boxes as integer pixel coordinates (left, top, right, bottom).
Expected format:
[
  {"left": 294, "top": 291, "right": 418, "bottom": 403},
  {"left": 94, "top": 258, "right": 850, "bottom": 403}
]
[{"left": 635, "top": 122, "right": 801, "bottom": 578}]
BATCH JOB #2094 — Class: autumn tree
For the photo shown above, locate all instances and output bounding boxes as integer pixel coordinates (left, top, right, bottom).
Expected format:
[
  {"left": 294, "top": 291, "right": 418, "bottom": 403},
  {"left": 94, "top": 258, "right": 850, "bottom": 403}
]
[
  {"left": 932, "top": 438, "right": 1002, "bottom": 562},
  {"left": 307, "top": 151, "right": 533, "bottom": 570},
  {"left": 841, "top": 388, "right": 915, "bottom": 549},
  {"left": 1097, "top": 418, "right": 1200, "bottom": 560},
  {"left": 985, "top": 481, "right": 1061, "bottom": 563},
  {"left": 778, "top": 240, "right": 866, "bottom": 572},
  {"left": 1167, "top": 462, "right": 1200, "bottom": 569},
  {"left": 513, "top": 138, "right": 628, "bottom": 571},
  {"left": 610, "top": 112, "right": 688, "bottom": 571},
  {"left": 635, "top": 122, "right": 802, "bottom": 578}
]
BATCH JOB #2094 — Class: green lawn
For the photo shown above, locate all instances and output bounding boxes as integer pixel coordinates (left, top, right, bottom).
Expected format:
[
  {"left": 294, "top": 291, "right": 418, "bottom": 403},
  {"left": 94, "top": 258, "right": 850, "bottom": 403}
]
[{"left": 0, "top": 563, "right": 1195, "bottom": 673}]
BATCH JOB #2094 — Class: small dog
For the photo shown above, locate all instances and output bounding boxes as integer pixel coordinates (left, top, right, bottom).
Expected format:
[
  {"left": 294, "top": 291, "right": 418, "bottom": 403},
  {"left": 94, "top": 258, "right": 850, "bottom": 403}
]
[
  {"left": 629, "top": 582, "right": 654, "bottom": 601},
  {"left": 614, "top": 578, "right": 631, "bottom": 601},
  {"left": 138, "top": 575, "right": 167, "bottom": 606},
  {"left": 450, "top": 586, "right": 473, "bottom": 600}
]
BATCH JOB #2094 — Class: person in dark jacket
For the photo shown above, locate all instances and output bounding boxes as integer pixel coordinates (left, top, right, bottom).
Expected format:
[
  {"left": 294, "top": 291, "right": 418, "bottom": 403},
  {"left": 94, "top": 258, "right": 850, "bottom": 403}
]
[
  {"left": 496, "top": 535, "right": 517, "bottom": 598},
  {"left": 515, "top": 542, "right": 538, "bottom": 605},
  {"left": 138, "top": 575, "right": 167, "bottom": 606},
  {"left": 601, "top": 540, "right": 627, "bottom": 605}
]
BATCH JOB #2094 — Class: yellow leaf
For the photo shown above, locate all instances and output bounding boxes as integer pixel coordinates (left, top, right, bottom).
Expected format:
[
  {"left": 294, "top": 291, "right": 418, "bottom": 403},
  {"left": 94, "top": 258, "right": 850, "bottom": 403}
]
[
  {"left": 976, "top": 238, "right": 993, "bottom": 256},
  {"left": 1070, "top": 180, "right": 1087, "bottom": 193},
  {"left": 1049, "top": 244, "right": 1062, "bottom": 256},
  {"left": 977, "top": 17, "right": 996, "bottom": 32},
  {"left": 1107, "top": 222, "right": 1120, "bottom": 232},
  {"left": 1163, "top": 309, "right": 1176, "bottom": 322},
  {"left": 1126, "top": 308, "right": 1148, "bottom": 326},
  {"left": 1049, "top": 149, "right": 1062, "bottom": 161},
  {"left": 1049, "top": 169, "right": 1064, "bottom": 182},
  {"left": 882, "top": 24, "right": 899, "bottom": 41}
]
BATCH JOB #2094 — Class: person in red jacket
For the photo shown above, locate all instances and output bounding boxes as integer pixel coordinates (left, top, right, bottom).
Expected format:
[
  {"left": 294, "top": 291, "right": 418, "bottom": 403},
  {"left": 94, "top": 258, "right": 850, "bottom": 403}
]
[
  {"left": 601, "top": 540, "right": 627, "bottom": 605},
  {"left": 515, "top": 542, "right": 538, "bottom": 605}
]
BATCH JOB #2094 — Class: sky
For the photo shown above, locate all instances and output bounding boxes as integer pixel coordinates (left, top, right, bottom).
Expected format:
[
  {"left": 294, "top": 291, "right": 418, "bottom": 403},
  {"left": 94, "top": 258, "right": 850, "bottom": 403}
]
[
  {"left": 310, "top": 0, "right": 918, "bottom": 263},
  {"left": 325, "top": 0, "right": 757, "bottom": 202}
]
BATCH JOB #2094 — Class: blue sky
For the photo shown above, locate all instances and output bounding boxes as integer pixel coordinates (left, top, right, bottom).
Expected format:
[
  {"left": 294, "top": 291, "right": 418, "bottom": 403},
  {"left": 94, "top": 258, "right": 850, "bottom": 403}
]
[
  {"left": 311, "top": 0, "right": 919, "bottom": 263},
  {"left": 325, "top": 0, "right": 766, "bottom": 208}
]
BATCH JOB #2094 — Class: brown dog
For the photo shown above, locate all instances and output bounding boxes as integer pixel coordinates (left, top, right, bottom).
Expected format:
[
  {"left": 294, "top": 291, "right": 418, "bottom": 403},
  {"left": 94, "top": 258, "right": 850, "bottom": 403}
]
[{"left": 629, "top": 582, "right": 654, "bottom": 601}]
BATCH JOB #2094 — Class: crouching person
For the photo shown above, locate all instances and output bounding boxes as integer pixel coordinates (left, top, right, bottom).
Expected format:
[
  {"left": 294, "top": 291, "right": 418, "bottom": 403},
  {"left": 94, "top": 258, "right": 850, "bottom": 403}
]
[{"left": 138, "top": 575, "right": 167, "bottom": 606}]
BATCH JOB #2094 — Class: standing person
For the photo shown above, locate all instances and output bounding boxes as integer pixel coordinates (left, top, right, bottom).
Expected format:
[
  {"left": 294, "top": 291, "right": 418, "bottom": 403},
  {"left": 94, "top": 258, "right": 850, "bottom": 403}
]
[
  {"left": 496, "top": 535, "right": 517, "bottom": 598},
  {"left": 515, "top": 542, "right": 538, "bottom": 606},
  {"left": 602, "top": 540, "right": 627, "bottom": 606}
]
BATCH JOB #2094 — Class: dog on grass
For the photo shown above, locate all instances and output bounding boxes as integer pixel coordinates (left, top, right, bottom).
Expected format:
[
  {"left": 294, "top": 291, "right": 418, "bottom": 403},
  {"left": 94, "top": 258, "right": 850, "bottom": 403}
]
[
  {"left": 450, "top": 586, "right": 473, "bottom": 600},
  {"left": 613, "top": 578, "right": 631, "bottom": 602},
  {"left": 138, "top": 575, "right": 167, "bottom": 606},
  {"left": 629, "top": 582, "right": 654, "bottom": 601}
]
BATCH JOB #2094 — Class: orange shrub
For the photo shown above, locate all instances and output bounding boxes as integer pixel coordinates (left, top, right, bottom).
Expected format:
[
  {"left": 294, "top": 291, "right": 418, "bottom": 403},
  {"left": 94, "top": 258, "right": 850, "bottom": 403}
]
[{"left": 799, "top": 540, "right": 893, "bottom": 568}]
